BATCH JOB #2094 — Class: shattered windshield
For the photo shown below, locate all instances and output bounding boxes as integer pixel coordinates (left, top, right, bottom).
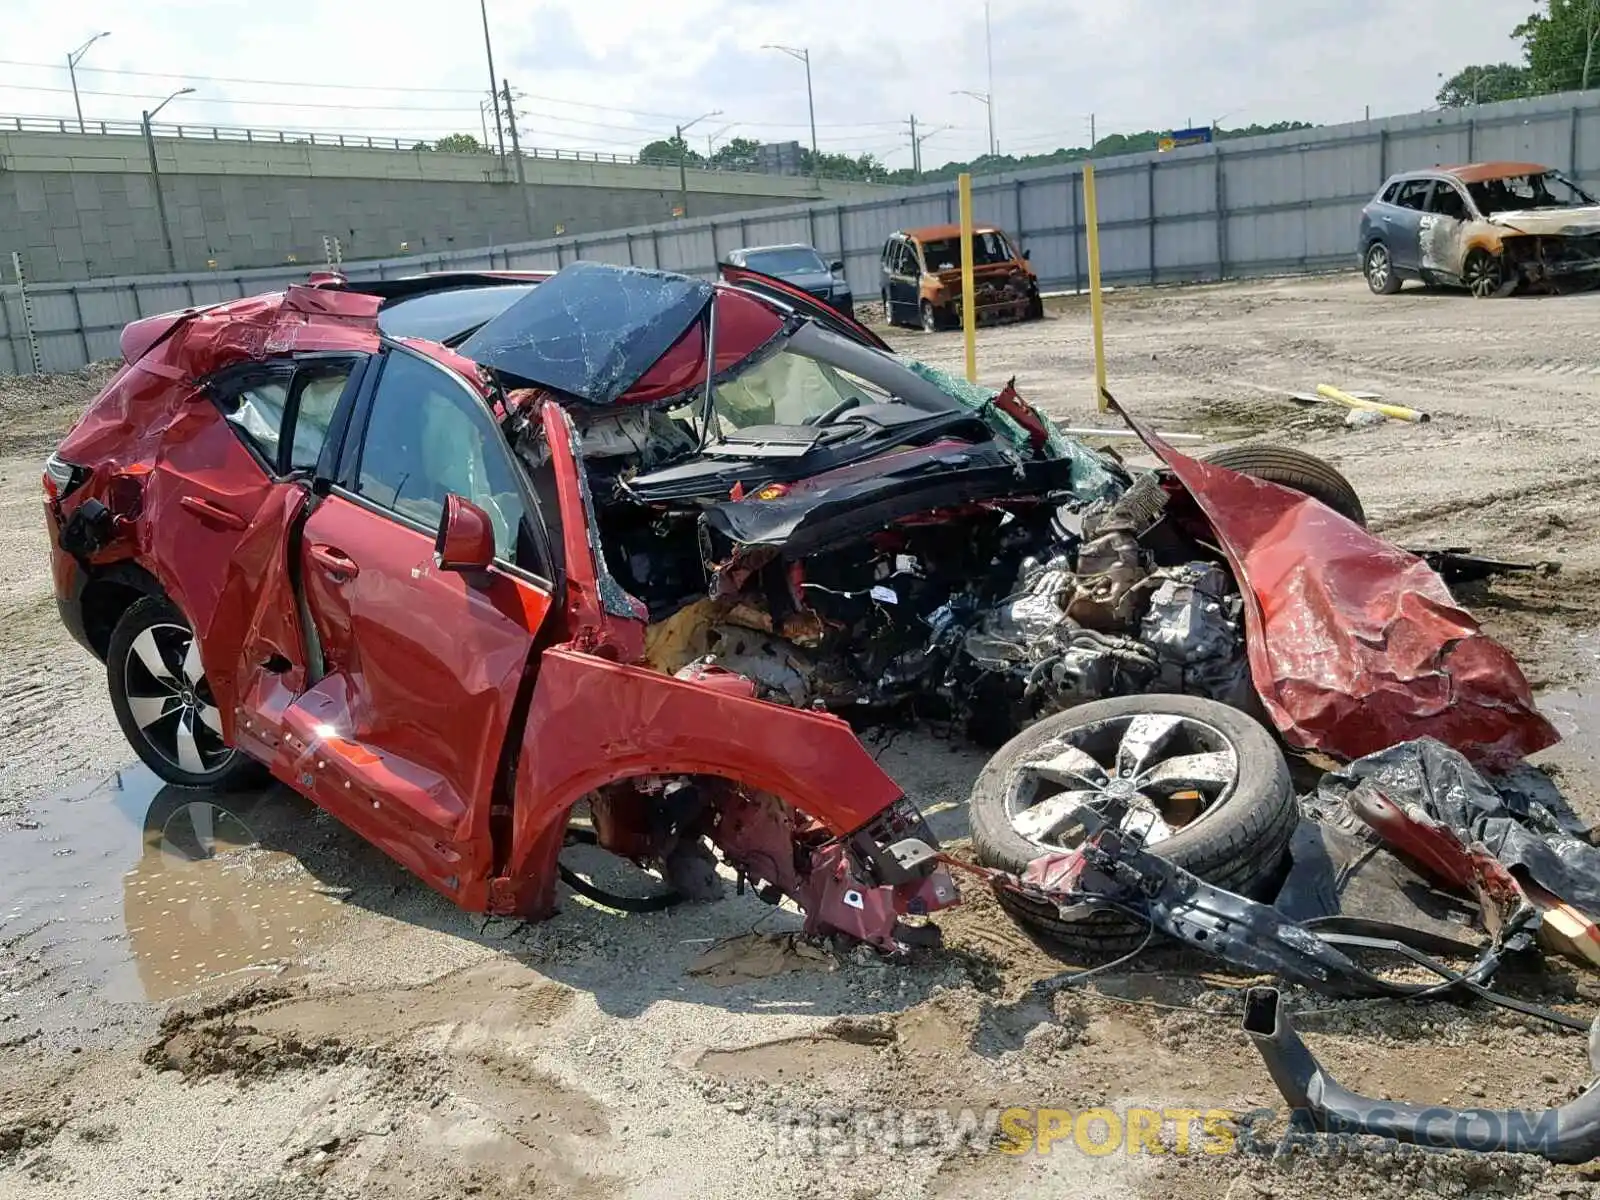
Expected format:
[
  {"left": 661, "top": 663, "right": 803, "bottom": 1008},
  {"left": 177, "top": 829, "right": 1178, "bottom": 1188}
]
[
  {"left": 920, "top": 232, "right": 1014, "bottom": 271},
  {"left": 741, "top": 247, "right": 828, "bottom": 276},
  {"left": 710, "top": 348, "right": 888, "bottom": 431},
  {"left": 1468, "top": 172, "right": 1597, "bottom": 215}
]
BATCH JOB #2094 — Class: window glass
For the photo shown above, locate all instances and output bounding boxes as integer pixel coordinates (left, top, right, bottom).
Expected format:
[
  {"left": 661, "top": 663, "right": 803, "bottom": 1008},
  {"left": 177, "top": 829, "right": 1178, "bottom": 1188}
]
[
  {"left": 220, "top": 377, "right": 290, "bottom": 462},
  {"left": 919, "top": 232, "right": 1013, "bottom": 270},
  {"left": 289, "top": 363, "right": 355, "bottom": 471},
  {"left": 355, "top": 351, "right": 529, "bottom": 560},
  {"left": 1380, "top": 182, "right": 1400, "bottom": 203},
  {"left": 742, "top": 247, "right": 827, "bottom": 275},
  {"left": 1393, "top": 180, "right": 1432, "bottom": 210},
  {"left": 1467, "top": 171, "right": 1597, "bottom": 215},
  {"left": 712, "top": 349, "right": 889, "bottom": 431}
]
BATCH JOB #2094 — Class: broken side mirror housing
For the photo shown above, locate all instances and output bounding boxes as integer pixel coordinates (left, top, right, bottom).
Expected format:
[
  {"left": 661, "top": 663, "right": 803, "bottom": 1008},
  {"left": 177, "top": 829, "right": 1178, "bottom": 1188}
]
[
  {"left": 434, "top": 494, "right": 496, "bottom": 572},
  {"left": 830, "top": 260, "right": 844, "bottom": 273}
]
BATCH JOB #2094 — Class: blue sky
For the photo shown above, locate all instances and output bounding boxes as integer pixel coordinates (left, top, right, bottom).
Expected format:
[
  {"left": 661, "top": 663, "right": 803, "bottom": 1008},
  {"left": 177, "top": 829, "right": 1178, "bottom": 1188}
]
[{"left": 0, "top": 0, "right": 1530, "bottom": 167}]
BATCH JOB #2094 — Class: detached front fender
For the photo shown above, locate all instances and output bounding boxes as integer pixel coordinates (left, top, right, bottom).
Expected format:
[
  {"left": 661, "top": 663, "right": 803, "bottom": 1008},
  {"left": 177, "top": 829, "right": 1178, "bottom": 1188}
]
[{"left": 497, "top": 647, "right": 903, "bottom": 917}]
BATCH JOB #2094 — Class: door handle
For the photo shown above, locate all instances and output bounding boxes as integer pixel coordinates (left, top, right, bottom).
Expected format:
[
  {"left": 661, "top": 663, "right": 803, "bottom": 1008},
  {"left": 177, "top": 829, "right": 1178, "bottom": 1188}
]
[
  {"left": 309, "top": 544, "right": 360, "bottom": 581},
  {"left": 179, "top": 495, "right": 248, "bottom": 531}
]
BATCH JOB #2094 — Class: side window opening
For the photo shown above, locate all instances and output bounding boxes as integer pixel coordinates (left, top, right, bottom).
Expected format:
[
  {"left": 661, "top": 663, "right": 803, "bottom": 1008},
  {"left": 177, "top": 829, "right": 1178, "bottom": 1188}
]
[
  {"left": 1427, "top": 184, "right": 1468, "bottom": 220},
  {"left": 287, "top": 362, "right": 357, "bottom": 472},
  {"left": 1394, "top": 180, "right": 1432, "bottom": 211},
  {"left": 218, "top": 374, "right": 292, "bottom": 464},
  {"left": 353, "top": 350, "right": 541, "bottom": 571},
  {"left": 1380, "top": 182, "right": 1400, "bottom": 204},
  {"left": 211, "top": 357, "right": 359, "bottom": 475}
]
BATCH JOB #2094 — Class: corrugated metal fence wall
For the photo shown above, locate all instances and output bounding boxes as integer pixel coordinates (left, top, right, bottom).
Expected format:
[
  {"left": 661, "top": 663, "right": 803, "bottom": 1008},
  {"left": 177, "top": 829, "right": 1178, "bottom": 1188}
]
[{"left": 5, "top": 90, "right": 1599, "bottom": 375}]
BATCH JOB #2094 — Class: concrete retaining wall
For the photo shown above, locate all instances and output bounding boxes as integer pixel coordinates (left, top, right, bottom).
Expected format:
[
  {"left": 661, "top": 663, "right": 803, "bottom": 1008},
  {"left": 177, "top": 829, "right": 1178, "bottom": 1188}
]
[{"left": 0, "top": 130, "right": 889, "bottom": 282}]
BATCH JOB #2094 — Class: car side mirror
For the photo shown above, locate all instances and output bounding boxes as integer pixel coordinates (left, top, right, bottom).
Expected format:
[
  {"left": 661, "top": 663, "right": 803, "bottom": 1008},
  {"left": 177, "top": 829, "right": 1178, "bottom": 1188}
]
[
  {"left": 434, "top": 494, "right": 496, "bottom": 572},
  {"left": 1023, "top": 248, "right": 1031, "bottom": 260},
  {"left": 830, "top": 260, "right": 844, "bottom": 273}
]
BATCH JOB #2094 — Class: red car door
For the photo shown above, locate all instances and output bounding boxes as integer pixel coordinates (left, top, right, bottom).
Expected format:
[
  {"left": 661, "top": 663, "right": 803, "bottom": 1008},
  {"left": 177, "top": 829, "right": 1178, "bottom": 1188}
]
[
  {"left": 140, "top": 355, "right": 367, "bottom": 744},
  {"left": 278, "top": 346, "right": 554, "bottom": 908}
]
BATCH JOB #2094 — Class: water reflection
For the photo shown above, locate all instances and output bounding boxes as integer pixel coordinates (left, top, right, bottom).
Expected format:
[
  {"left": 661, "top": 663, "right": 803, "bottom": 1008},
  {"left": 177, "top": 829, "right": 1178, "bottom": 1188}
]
[{"left": 0, "top": 765, "right": 344, "bottom": 1013}]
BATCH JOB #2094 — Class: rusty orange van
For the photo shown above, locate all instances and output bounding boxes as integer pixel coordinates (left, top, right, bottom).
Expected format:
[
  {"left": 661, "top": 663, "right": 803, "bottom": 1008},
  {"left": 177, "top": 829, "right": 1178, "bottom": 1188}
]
[{"left": 879, "top": 224, "right": 1042, "bottom": 331}]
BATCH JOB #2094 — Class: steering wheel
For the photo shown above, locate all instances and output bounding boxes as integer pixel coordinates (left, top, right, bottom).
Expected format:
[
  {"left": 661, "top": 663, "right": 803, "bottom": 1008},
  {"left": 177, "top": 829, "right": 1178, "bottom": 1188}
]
[{"left": 804, "top": 396, "right": 861, "bottom": 427}]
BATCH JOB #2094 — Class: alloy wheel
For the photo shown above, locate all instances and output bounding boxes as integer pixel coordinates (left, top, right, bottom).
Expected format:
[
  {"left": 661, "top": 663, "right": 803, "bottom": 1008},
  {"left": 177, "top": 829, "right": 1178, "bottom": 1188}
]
[
  {"left": 1464, "top": 252, "right": 1503, "bottom": 299},
  {"left": 1004, "top": 712, "right": 1239, "bottom": 851},
  {"left": 122, "top": 623, "right": 233, "bottom": 776},
  {"left": 1366, "top": 245, "right": 1391, "bottom": 292}
]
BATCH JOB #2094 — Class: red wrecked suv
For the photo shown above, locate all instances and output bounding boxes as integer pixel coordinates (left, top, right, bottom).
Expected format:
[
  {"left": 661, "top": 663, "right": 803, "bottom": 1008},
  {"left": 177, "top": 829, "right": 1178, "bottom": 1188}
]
[
  {"left": 42, "top": 262, "right": 1048, "bottom": 953},
  {"left": 42, "top": 260, "right": 1556, "bottom": 953}
]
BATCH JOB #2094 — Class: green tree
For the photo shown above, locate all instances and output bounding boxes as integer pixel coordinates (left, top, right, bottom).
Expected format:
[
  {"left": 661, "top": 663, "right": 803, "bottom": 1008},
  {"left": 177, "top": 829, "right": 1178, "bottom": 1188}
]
[
  {"left": 1436, "top": 63, "right": 1535, "bottom": 105},
  {"left": 434, "top": 132, "right": 487, "bottom": 153},
  {"left": 709, "top": 136, "right": 762, "bottom": 171},
  {"left": 1517, "top": 0, "right": 1600, "bottom": 91},
  {"left": 640, "top": 135, "right": 701, "bottom": 165},
  {"left": 799, "top": 148, "right": 890, "bottom": 182}
]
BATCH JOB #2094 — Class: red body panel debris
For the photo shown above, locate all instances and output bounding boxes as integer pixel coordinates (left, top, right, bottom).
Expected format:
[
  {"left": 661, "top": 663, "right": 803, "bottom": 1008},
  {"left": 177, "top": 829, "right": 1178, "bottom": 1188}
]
[{"left": 1118, "top": 406, "right": 1558, "bottom": 766}]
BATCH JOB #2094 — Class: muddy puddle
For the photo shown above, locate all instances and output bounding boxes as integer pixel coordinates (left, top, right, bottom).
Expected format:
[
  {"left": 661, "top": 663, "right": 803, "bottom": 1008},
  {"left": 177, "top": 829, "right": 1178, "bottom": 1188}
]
[{"left": 0, "top": 764, "right": 347, "bottom": 1026}]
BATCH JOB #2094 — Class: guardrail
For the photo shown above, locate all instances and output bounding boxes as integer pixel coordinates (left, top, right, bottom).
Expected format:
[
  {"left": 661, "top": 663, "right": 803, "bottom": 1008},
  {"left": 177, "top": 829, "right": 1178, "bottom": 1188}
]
[{"left": 0, "top": 113, "right": 834, "bottom": 178}]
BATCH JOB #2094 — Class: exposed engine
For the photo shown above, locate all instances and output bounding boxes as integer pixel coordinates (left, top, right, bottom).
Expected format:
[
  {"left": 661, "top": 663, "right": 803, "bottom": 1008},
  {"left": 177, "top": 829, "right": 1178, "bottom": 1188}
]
[{"left": 572, "top": 420, "right": 1252, "bottom": 746}]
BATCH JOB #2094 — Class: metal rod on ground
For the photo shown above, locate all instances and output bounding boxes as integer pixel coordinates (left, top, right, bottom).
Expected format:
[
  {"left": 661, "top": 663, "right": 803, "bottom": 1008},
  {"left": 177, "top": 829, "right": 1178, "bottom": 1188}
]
[
  {"left": 10, "top": 252, "right": 43, "bottom": 375},
  {"left": 958, "top": 172, "right": 977, "bottom": 383},
  {"left": 1315, "top": 383, "right": 1430, "bottom": 423},
  {"left": 1083, "top": 164, "right": 1108, "bottom": 412}
]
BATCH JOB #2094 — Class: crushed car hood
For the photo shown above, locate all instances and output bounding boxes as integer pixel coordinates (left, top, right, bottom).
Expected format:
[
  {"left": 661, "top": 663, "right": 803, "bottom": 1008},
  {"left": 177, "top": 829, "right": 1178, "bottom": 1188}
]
[
  {"left": 458, "top": 261, "right": 716, "bottom": 404},
  {"left": 703, "top": 440, "right": 1083, "bottom": 558},
  {"left": 1487, "top": 206, "right": 1600, "bottom": 236}
]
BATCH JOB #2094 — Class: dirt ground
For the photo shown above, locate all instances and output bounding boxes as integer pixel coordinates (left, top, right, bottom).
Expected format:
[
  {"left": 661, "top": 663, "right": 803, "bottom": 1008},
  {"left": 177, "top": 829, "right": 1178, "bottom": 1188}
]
[{"left": 4, "top": 272, "right": 1600, "bottom": 1200}]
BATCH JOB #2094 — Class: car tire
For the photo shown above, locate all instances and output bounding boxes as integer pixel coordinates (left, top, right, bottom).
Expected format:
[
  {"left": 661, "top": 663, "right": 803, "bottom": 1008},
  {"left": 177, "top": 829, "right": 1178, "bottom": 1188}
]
[
  {"left": 1364, "top": 242, "right": 1401, "bottom": 295},
  {"left": 1463, "top": 248, "right": 1506, "bottom": 299},
  {"left": 920, "top": 300, "right": 940, "bottom": 333},
  {"left": 1200, "top": 444, "right": 1367, "bottom": 527},
  {"left": 969, "top": 695, "right": 1296, "bottom": 953},
  {"left": 881, "top": 290, "right": 895, "bottom": 327},
  {"left": 107, "top": 595, "right": 262, "bottom": 790},
  {"left": 1026, "top": 286, "right": 1045, "bottom": 321}
]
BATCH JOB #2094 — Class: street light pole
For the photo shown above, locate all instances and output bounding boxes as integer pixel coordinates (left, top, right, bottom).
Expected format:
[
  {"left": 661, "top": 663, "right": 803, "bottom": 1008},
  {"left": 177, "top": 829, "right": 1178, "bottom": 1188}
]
[
  {"left": 142, "top": 87, "right": 194, "bottom": 271},
  {"left": 67, "top": 31, "right": 111, "bottom": 134},
  {"left": 675, "top": 109, "right": 722, "bottom": 218},
  {"left": 480, "top": 0, "right": 507, "bottom": 159},
  {"left": 983, "top": 0, "right": 996, "bottom": 153},
  {"left": 762, "top": 45, "right": 817, "bottom": 165}
]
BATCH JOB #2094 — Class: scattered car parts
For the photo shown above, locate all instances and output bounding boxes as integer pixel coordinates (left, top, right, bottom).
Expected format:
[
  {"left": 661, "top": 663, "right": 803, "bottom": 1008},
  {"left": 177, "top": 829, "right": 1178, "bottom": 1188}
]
[{"left": 1243, "top": 987, "right": 1600, "bottom": 1164}]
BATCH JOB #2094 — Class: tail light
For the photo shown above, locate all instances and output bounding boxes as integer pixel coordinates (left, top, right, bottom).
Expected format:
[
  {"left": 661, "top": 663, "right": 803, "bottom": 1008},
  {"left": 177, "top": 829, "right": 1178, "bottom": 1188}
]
[{"left": 43, "top": 452, "right": 86, "bottom": 504}]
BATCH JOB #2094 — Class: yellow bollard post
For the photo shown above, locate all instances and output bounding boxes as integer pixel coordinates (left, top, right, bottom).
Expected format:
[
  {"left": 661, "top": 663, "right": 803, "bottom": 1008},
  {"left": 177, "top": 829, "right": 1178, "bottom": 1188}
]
[
  {"left": 958, "top": 172, "right": 977, "bottom": 383},
  {"left": 1083, "top": 163, "right": 1108, "bottom": 412}
]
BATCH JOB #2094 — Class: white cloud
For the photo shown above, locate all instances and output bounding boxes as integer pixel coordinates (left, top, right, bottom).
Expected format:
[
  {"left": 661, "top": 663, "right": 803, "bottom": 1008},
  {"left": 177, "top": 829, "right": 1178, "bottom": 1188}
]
[{"left": 0, "top": 0, "right": 1529, "bottom": 167}]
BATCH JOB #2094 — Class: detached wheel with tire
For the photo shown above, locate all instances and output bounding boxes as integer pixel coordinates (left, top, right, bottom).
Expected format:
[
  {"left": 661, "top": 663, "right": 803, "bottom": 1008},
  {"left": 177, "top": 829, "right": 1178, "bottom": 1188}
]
[
  {"left": 107, "top": 595, "right": 260, "bottom": 790},
  {"left": 1364, "top": 242, "right": 1401, "bottom": 294},
  {"left": 969, "top": 695, "right": 1296, "bottom": 952},
  {"left": 1200, "top": 444, "right": 1367, "bottom": 526}
]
